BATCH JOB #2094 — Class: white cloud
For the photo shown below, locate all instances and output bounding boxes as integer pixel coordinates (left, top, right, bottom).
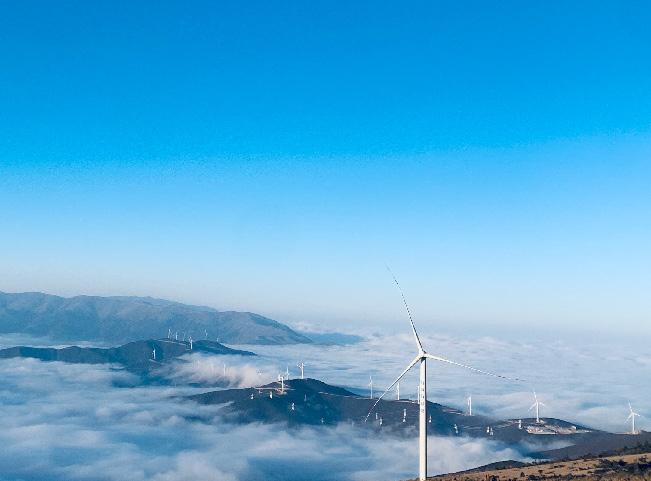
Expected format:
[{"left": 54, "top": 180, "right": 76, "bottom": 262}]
[{"left": 1, "top": 329, "right": 650, "bottom": 480}]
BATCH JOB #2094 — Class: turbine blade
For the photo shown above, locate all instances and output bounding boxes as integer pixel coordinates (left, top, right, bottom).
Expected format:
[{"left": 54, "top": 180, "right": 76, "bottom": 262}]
[
  {"left": 385, "top": 265, "right": 424, "bottom": 353},
  {"left": 365, "top": 355, "right": 421, "bottom": 422},
  {"left": 529, "top": 403, "right": 536, "bottom": 411},
  {"left": 627, "top": 413, "right": 633, "bottom": 421},
  {"left": 424, "top": 354, "right": 522, "bottom": 380}
]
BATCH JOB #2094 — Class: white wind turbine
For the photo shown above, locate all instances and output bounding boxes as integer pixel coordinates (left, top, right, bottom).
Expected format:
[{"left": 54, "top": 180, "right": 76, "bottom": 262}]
[
  {"left": 627, "top": 402, "right": 641, "bottom": 434},
  {"left": 297, "top": 361, "right": 306, "bottom": 379},
  {"left": 529, "top": 390, "right": 545, "bottom": 423},
  {"left": 468, "top": 396, "right": 472, "bottom": 416},
  {"left": 367, "top": 376, "right": 374, "bottom": 399},
  {"left": 367, "top": 270, "right": 515, "bottom": 481}
]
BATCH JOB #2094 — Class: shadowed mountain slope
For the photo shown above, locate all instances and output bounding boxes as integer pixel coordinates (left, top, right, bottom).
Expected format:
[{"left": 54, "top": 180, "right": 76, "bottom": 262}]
[
  {"left": 186, "top": 378, "right": 618, "bottom": 457},
  {"left": 0, "top": 292, "right": 312, "bottom": 345},
  {"left": 0, "top": 339, "right": 254, "bottom": 375}
]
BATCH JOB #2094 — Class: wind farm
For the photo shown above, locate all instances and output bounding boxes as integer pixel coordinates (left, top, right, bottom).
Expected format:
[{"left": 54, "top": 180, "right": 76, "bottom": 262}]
[
  {"left": 0, "top": 290, "right": 650, "bottom": 481},
  {"left": 2, "top": 3, "right": 651, "bottom": 479}
]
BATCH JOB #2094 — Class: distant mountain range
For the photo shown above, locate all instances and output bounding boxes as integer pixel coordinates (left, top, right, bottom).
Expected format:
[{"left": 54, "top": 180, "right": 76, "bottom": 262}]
[{"left": 0, "top": 292, "right": 312, "bottom": 345}]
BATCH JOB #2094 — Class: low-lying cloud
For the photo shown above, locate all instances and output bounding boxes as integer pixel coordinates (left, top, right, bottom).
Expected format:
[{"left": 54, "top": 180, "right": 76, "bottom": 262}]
[
  {"left": 0, "top": 354, "right": 527, "bottom": 481},
  {"left": 1, "top": 329, "right": 649, "bottom": 480}
]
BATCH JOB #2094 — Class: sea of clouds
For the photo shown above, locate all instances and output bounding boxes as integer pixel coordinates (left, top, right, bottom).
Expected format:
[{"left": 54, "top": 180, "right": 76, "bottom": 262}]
[{"left": 0, "top": 328, "right": 649, "bottom": 481}]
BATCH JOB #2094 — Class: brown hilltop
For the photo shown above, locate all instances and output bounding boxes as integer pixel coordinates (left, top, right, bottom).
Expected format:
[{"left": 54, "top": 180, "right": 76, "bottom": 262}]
[{"left": 430, "top": 442, "right": 651, "bottom": 481}]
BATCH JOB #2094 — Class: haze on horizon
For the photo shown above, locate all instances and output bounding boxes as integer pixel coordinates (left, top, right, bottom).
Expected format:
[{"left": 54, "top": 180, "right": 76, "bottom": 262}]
[{"left": 2, "top": 1, "right": 651, "bottom": 339}]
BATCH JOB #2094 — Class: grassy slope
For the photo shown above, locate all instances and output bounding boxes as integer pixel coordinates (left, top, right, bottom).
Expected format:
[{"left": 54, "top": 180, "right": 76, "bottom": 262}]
[{"left": 430, "top": 444, "right": 651, "bottom": 481}]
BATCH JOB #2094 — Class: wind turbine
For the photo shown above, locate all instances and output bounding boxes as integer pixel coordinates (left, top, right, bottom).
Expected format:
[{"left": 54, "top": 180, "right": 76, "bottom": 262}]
[
  {"left": 152, "top": 348, "right": 156, "bottom": 361},
  {"left": 285, "top": 366, "right": 290, "bottom": 380},
  {"left": 468, "top": 396, "right": 472, "bottom": 416},
  {"left": 297, "top": 361, "right": 306, "bottom": 379},
  {"left": 529, "top": 391, "right": 545, "bottom": 423},
  {"left": 367, "top": 375, "right": 374, "bottom": 399},
  {"left": 627, "top": 402, "right": 641, "bottom": 434},
  {"left": 367, "top": 269, "right": 515, "bottom": 481}
]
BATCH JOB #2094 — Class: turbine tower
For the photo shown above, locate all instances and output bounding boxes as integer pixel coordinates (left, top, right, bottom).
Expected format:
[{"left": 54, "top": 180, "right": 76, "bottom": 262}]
[
  {"left": 468, "top": 396, "right": 472, "bottom": 416},
  {"left": 529, "top": 390, "right": 545, "bottom": 423},
  {"left": 297, "top": 361, "right": 306, "bottom": 379},
  {"left": 368, "top": 375, "right": 374, "bottom": 399},
  {"left": 627, "top": 402, "right": 641, "bottom": 434},
  {"left": 367, "top": 268, "right": 514, "bottom": 481}
]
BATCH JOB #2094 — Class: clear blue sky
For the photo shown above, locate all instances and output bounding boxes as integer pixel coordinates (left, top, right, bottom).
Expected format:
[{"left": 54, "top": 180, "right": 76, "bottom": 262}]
[{"left": 1, "top": 1, "right": 651, "bottom": 335}]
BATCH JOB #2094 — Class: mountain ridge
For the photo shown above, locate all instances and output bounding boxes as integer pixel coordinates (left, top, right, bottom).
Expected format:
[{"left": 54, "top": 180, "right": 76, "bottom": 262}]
[{"left": 0, "top": 291, "right": 312, "bottom": 345}]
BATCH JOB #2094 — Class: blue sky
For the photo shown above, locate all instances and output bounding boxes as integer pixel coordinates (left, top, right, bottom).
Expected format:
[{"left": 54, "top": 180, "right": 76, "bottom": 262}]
[{"left": 1, "top": 1, "right": 651, "bottom": 335}]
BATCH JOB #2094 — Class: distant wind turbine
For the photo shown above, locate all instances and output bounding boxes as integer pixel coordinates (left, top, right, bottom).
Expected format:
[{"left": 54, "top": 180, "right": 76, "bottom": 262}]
[
  {"left": 366, "top": 268, "right": 516, "bottom": 481},
  {"left": 529, "top": 390, "right": 546, "bottom": 423},
  {"left": 468, "top": 396, "right": 472, "bottom": 416},
  {"left": 367, "top": 375, "right": 374, "bottom": 399},
  {"left": 297, "top": 361, "right": 306, "bottom": 379},
  {"left": 627, "top": 402, "right": 641, "bottom": 434},
  {"left": 152, "top": 349, "right": 156, "bottom": 361}
]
